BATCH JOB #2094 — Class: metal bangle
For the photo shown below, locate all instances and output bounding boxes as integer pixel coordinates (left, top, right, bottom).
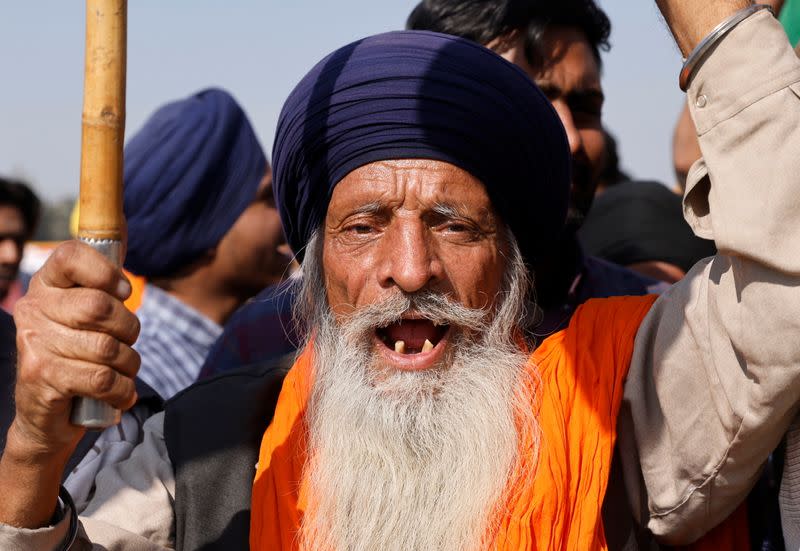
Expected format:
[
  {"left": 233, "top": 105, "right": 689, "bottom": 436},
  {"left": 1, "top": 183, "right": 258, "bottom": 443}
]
[
  {"left": 56, "top": 485, "right": 79, "bottom": 551},
  {"left": 679, "top": 4, "right": 773, "bottom": 91}
]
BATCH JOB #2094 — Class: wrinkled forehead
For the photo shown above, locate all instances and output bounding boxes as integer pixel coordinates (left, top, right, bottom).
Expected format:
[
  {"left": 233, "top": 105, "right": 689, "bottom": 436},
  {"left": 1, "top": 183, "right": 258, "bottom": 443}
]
[{"left": 325, "top": 159, "right": 499, "bottom": 226}]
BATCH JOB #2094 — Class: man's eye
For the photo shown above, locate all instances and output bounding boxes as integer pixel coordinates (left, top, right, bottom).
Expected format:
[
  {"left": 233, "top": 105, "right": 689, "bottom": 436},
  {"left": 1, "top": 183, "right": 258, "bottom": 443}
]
[
  {"left": 569, "top": 98, "right": 603, "bottom": 123},
  {"left": 348, "top": 224, "right": 374, "bottom": 234},
  {"left": 441, "top": 221, "right": 482, "bottom": 241}
]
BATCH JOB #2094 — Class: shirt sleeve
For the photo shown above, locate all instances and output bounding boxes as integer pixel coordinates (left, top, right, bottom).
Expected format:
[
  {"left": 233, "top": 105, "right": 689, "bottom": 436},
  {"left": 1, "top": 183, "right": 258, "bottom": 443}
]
[
  {"left": 618, "top": 10, "right": 800, "bottom": 545},
  {"left": 0, "top": 412, "right": 175, "bottom": 550}
]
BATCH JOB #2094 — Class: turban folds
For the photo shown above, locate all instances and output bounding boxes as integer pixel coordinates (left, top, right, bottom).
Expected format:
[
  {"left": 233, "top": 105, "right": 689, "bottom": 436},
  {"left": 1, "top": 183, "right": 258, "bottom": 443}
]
[
  {"left": 272, "top": 31, "right": 570, "bottom": 265},
  {"left": 123, "top": 88, "right": 266, "bottom": 277}
]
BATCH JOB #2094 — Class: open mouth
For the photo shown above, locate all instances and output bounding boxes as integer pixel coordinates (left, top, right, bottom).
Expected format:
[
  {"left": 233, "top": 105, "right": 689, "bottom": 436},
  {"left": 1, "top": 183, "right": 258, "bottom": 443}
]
[{"left": 375, "top": 318, "right": 449, "bottom": 355}]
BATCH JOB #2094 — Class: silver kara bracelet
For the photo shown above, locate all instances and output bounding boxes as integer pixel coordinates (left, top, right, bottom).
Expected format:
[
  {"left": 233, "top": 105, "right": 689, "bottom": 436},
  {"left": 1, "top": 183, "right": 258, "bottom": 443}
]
[{"left": 679, "top": 4, "right": 774, "bottom": 91}]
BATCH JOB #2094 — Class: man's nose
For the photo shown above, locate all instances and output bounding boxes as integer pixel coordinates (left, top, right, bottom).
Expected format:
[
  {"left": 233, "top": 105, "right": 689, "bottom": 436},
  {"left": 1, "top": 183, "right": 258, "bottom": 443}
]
[
  {"left": 377, "top": 220, "right": 443, "bottom": 294},
  {"left": 552, "top": 100, "right": 582, "bottom": 156}
]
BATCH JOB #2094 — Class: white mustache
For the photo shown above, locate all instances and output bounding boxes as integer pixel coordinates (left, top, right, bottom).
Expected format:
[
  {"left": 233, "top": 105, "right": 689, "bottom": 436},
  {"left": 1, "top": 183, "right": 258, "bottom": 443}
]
[{"left": 340, "top": 291, "right": 489, "bottom": 337}]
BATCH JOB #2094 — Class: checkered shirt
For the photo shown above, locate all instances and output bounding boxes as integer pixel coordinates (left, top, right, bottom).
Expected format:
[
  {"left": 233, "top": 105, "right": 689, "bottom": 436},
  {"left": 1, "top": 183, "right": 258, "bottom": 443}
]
[{"left": 134, "top": 284, "right": 223, "bottom": 400}]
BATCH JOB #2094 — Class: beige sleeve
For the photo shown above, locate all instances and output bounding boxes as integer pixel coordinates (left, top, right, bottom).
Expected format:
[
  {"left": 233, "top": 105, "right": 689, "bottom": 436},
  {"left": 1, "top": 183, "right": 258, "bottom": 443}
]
[
  {"left": 619, "top": 10, "right": 800, "bottom": 545},
  {"left": 0, "top": 412, "right": 175, "bottom": 550}
]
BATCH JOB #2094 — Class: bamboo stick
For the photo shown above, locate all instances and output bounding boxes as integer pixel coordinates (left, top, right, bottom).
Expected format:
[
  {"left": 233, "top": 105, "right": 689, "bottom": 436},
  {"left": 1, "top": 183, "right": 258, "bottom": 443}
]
[
  {"left": 78, "top": 0, "right": 126, "bottom": 241},
  {"left": 71, "top": 0, "right": 127, "bottom": 429}
]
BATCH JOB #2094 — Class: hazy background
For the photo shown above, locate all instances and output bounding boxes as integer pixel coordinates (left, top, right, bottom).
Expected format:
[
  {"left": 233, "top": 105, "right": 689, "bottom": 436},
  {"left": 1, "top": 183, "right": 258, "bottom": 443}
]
[{"left": 0, "top": 1, "right": 683, "bottom": 204}]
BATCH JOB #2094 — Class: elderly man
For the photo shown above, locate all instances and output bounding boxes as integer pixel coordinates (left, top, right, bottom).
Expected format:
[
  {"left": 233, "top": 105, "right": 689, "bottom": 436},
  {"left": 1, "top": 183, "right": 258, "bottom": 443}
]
[
  {"left": 197, "top": 0, "right": 655, "bottom": 384},
  {"left": 2, "top": 2, "right": 800, "bottom": 551}
]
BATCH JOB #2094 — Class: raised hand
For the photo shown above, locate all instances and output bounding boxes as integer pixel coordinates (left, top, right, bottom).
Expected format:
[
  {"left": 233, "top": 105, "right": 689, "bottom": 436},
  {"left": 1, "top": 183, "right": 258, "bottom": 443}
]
[{"left": 0, "top": 240, "right": 140, "bottom": 528}]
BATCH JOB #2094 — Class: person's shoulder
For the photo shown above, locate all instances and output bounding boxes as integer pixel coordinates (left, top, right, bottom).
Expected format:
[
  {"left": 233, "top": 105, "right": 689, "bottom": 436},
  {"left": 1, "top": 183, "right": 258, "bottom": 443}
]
[
  {"left": 536, "top": 295, "right": 658, "bottom": 383},
  {"left": 538, "top": 295, "right": 657, "bottom": 357},
  {"left": 582, "top": 255, "right": 663, "bottom": 296},
  {"left": 162, "top": 353, "right": 295, "bottom": 475},
  {"left": 577, "top": 294, "right": 659, "bottom": 319},
  {"left": 228, "top": 282, "right": 297, "bottom": 328},
  {"left": 168, "top": 353, "right": 294, "bottom": 408},
  {"left": 577, "top": 295, "right": 659, "bottom": 355}
]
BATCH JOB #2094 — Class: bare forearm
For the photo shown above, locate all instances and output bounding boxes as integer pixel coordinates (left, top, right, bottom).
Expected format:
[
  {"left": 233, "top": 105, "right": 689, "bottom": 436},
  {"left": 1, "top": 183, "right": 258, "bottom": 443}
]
[
  {"left": 0, "top": 424, "right": 69, "bottom": 528},
  {"left": 657, "top": 0, "right": 753, "bottom": 55}
]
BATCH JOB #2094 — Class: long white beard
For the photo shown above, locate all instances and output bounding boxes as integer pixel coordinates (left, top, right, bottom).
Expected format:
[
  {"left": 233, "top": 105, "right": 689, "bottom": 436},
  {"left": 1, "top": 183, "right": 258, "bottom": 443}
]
[{"left": 298, "top": 239, "right": 538, "bottom": 551}]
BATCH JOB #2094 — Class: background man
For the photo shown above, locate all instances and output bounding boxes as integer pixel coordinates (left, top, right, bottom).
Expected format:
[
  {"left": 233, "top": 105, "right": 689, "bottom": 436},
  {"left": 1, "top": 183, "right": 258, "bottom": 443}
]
[
  {"left": 0, "top": 176, "right": 40, "bottom": 312},
  {"left": 407, "top": 0, "right": 662, "bottom": 337},
  {"left": 579, "top": 180, "right": 717, "bottom": 283},
  {"left": 123, "top": 87, "right": 292, "bottom": 400}
]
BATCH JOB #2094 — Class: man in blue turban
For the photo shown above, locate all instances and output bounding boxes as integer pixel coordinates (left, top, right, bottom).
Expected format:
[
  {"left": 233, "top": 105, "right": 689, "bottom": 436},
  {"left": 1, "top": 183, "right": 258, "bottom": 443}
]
[
  {"left": 122, "top": 88, "right": 291, "bottom": 401},
  {"left": 4, "top": 2, "right": 800, "bottom": 550}
]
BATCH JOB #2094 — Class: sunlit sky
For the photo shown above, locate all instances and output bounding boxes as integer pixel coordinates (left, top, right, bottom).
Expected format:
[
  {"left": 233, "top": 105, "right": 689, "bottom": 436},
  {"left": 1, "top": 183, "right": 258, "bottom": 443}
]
[{"left": 0, "top": 1, "right": 683, "bottom": 201}]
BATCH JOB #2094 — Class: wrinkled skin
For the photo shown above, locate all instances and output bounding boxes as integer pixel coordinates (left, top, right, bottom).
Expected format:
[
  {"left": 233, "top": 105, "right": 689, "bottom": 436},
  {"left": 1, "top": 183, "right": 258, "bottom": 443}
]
[
  {"left": 323, "top": 159, "right": 509, "bottom": 371},
  {"left": 11, "top": 243, "right": 140, "bottom": 454},
  {"left": 0, "top": 241, "right": 139, "bottom": 527}
]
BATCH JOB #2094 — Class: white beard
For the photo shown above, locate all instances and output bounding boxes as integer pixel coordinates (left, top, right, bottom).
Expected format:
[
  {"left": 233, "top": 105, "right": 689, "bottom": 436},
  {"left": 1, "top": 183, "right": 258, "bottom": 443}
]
[{"left": 298, "top": 246, "right": 538, "bottom": 551}]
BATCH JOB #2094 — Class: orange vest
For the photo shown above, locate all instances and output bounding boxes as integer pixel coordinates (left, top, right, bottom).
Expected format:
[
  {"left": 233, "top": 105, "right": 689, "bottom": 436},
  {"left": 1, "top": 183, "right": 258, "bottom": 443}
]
[{"left": 250, "top": 295, "right": 746, "bottom": 550}]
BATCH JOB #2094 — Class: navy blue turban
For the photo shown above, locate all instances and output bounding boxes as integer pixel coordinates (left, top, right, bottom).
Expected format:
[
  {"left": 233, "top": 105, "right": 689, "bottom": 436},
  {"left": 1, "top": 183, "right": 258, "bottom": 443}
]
[
  {"left": 123, "top": 88, "right": 266, "bottom": 277},
  {"left": 272, "top": 31, "right": 570, "bottom": 266}
]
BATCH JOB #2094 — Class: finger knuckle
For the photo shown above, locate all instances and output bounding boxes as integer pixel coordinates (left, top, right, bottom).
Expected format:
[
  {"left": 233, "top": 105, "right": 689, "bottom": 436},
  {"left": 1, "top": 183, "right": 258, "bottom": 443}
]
[
  {"left": 89, "top": 367, "right": 118, "bottom": 396},
  {"left": 84, "top": 292, "right": 114, "bottom": 322},
  {"left": 117, "top": 314, "right": 141, "bottom": 347},
  {"left": 51, "top": 242, "right": 78, "bottom": 269},
  {"left": 16, "top": 355, "right": 43, "bottom": 386},
  {"left": 106, "top": 375, "right": 137, "bottom": 410},
  {"left": 93, "top": 333, "right": 120, "bottom": 363}
]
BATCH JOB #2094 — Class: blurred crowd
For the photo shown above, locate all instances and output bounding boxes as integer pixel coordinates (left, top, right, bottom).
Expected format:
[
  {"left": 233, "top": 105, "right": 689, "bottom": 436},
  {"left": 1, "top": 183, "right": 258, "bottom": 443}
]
[{"left": 2, "top": 1, "right": 800, "bottom": 550}]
